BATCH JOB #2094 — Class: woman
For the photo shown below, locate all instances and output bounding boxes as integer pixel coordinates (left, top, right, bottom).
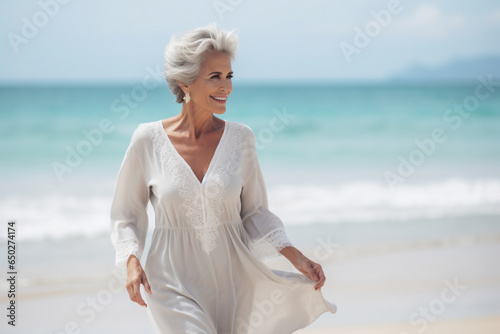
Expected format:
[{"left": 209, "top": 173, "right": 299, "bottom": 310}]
[{"left": 110, "top": 23, "right": 336, "bottom": 333}]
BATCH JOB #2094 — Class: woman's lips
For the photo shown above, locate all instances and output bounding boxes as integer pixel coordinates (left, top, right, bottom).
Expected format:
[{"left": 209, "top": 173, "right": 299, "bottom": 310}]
[{"left": 211, "top": 96, "right": 227, "bottom": 104}]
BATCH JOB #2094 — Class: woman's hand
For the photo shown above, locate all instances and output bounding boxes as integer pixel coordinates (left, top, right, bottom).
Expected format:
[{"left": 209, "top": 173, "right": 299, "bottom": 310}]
[
  {"left": 293, "top": 255, "right": 326, "bottom": 291},
  {"left": 280, "top": 246, "right": 326, "bottom": 291},
  {"left": 126, "top": 255, "right": 152, "bottom": 307}
]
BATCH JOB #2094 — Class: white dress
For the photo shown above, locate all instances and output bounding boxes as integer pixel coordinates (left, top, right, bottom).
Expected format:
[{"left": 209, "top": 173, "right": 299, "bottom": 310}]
[{"left": 110, "top": 119, "right": 337, "bottom": 334}]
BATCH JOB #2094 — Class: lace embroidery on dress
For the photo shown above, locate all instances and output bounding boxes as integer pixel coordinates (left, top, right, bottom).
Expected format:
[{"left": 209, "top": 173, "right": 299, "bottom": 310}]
[
  {"left": 114, "top": 239, "right": 140, "bottom": 284},
  {"left": 202, "top": 121, "right": 244, "bottom": 253},
  {"left": 265, "top": 228, "right": 293, "bottom": 250},
  {"left": 150, "top": 120, "right": 244, "bottom": 254},
  {"left": 248, "top": 227, "right": 294, "bottom": 260}
]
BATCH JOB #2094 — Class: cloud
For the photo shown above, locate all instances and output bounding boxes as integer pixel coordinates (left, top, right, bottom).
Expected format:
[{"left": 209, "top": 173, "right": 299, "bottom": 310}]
[{"left": 392, "top": 4, "right": 465, "bottom": 40}]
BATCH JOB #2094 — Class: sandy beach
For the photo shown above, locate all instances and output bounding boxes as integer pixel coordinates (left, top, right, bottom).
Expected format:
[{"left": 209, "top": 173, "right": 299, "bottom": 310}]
[
  {"left": 1, "top": 224, "right": 499, "bottom": 334},
  {"left": 295, "top": 315, "right": 500, "bottom": 333}
]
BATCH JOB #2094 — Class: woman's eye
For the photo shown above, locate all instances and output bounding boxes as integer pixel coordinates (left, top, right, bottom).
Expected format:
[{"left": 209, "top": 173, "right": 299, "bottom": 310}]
[{"left": 211, "top": 74, "right": 233, "bottom": 79}]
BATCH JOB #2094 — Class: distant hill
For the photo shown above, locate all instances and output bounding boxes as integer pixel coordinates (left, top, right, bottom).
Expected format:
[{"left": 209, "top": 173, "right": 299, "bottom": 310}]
[{"left": 386, "top": 55, "right": 500, "bottom": 83}]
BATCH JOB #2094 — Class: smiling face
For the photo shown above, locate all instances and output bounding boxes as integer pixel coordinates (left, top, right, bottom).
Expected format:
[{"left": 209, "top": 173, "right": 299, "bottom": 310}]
[{"left": 182, "top": 51, "right": 233, "bottom": 114}]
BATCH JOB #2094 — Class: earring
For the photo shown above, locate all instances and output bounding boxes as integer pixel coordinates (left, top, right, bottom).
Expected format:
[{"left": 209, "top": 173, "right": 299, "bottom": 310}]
[{"left": 183, "top": 90, "right": 191, "bottom": 103}]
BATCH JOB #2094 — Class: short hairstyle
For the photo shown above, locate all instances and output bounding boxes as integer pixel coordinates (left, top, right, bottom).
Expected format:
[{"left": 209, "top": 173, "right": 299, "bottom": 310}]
[{"left": 164, "top": 23, "right": 239, "bottom": 103}]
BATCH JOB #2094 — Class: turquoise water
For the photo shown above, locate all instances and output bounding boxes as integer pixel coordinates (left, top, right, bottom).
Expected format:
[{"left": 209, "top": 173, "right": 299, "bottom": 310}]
[
  {"left": 2, "top": 83, "right": 499, "bottom": 174},
  {"left": 0, "top": 83, "right": 499, "bottom": 240}
]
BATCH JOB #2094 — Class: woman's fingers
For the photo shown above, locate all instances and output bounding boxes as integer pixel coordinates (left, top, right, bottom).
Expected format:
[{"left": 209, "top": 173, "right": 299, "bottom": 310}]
[
  {"left": 134, "top": 279, "right": 148, "bottom": 307},
  {"left": 312, "top": 263, "right": 326, "bottom": 290},
  {"left": 308, "top": 263, "right": 319, "bottom": 281},
  {"left": 143, "top": 273, "right": 152, "bottom": 294},
  {"left": 126, "top": 269, "right": 151, "bottom": 307},
  {"left": 316, "top": 274, "right": 326, "bottom": 290},
  {"left": 127, "top": 277, "right": 146, "bottom": 307}
]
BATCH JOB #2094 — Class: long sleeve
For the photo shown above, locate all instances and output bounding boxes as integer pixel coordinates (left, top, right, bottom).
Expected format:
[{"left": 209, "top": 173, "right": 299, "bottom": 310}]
[
  {"left": 240, "top": 128, "right": 293, "bottom": 260},
  {"left": 109, "top": 127, "right": 150, "bottom": 285}
]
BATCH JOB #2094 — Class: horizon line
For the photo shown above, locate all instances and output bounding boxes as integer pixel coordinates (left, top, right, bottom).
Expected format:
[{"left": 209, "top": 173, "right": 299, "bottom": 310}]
[{"left": 0, "top": 78, "right": 485, "bottom": 88}]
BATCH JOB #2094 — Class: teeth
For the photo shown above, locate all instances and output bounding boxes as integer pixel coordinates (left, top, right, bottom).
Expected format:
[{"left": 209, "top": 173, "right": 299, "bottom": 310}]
[{"left": 212, "top": 96, "right": 226, "bottom": 101}]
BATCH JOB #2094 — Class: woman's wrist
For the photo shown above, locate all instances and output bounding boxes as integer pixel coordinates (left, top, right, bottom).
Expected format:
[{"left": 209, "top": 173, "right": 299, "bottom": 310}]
[
  {"left": 279, "top": 246, "right": 306, "bottom": 266},
  {"left": 127, "top": 254, "right": 140, "bottom": 268}
]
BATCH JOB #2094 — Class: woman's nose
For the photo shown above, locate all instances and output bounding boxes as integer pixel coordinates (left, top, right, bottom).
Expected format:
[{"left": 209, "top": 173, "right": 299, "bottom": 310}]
[{"left": 220, "top": 79, "right": 232, "bottom": 92}]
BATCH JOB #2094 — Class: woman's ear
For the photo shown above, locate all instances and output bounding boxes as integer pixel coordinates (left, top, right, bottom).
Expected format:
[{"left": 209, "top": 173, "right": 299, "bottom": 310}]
[{"left": 177, "top": 81, "right": 188, "bottom": 94}]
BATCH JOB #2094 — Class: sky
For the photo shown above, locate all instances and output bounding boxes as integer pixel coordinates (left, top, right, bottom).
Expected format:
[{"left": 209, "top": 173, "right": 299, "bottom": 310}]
[{"left": 1, "top": 0, "right": 499, "bottom": 84}]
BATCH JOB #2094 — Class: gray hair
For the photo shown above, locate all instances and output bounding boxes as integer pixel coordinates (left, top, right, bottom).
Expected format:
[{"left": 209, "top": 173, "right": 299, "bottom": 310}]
[{"left": 164, "top": 23, "right": 239, "bottom": 103}]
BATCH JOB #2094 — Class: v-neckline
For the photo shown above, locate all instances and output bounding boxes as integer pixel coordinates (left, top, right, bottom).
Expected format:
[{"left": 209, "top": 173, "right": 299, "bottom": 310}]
[{"left": 158, "top": 119, "right": 229, "bottom": 186}]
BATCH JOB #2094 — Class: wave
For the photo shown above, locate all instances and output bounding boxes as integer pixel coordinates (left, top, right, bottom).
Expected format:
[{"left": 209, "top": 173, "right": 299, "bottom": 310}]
[
  {"left": 1, "top": 178, "right": 499, "bottom": 241},
  {"left": 269, "top": 178, "right": 500, "bottom": 225}
]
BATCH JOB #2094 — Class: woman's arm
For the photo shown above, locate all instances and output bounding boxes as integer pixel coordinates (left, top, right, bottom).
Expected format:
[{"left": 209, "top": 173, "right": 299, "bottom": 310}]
[
  {"left": 239, "top": 128, "right": 293, "bottom": 257},
  {"left": 239, "top": 126, "right": 326, "bottom": 290},
  {"left": 109, "top": 125, "right": 152, "bottom": 306}
]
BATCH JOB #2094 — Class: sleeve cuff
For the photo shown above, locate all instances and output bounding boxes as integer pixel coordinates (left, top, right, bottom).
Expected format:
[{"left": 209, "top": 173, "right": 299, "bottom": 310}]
[
  {"left": 247, "top": 228, "right": 293, "bottom": 260},
  {"left": 113, "top": 239, "right": 141, "bottom": 285}
]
